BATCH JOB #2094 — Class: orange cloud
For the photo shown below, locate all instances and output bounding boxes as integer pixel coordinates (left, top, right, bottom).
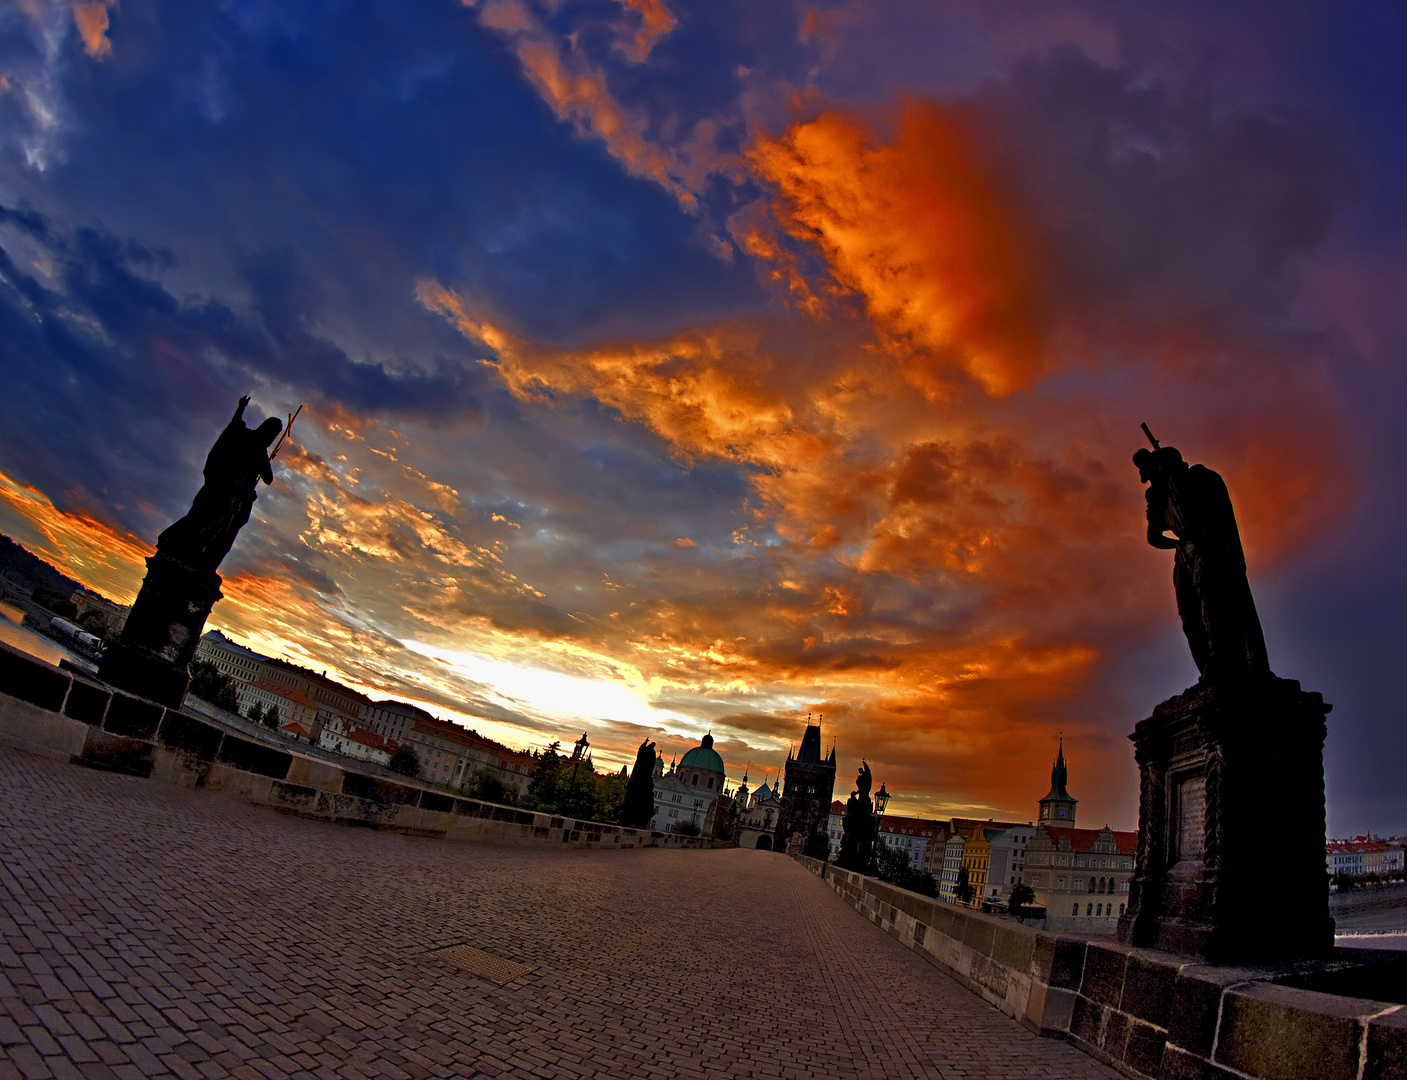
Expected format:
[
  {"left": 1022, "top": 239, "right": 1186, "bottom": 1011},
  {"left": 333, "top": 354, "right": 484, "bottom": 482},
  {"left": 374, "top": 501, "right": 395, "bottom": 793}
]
[
  {"left": 72, "top": 2, "right": 115, "bottom": 59},
  {"left": 465, "top": 0, "right": 714, "bottom": 208},
  {"left": 745, "top": 102, "right": 1041, "bottom": 397},
  {"left": 616, "top": 0, "right": 677, "bottom": 62},
  {"left": 0, "top": 467, "right": 149, "bottom": 603}
]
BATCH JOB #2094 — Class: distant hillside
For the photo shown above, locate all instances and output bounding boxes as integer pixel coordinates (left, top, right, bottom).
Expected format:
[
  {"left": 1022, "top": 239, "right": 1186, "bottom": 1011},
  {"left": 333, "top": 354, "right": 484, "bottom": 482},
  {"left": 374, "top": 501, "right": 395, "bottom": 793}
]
[{"left": 0, "top": 533, "right": 99, "bottom": 600}]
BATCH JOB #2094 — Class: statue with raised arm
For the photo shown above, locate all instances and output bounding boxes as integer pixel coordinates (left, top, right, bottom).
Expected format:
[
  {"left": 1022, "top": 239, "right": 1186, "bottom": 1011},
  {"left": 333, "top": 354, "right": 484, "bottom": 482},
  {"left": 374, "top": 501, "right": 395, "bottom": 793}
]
[
  {"left": 99, "top": 396, "right": 287, "bottom": 707},
  {"left": 1133, "top": 434, "right": 1270, "bottom": 685},
  {"left": 157, "top": 396, "right": 282, "bottom": 573}
]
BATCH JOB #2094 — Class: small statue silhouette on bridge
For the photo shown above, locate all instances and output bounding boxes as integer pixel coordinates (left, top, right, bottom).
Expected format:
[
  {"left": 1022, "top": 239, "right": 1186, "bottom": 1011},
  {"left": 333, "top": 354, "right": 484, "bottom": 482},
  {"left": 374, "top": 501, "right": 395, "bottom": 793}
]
[
  {"left": 1133, "top": 428, "right": 1270, "bottom": 685},
  {"left": 838, "top": 761, "right": 876, "bottom": 873},
  {"left": 157, "top": 396, "right": 282, "bottom": 574},
  {"left": 620, "top": 739, "right": 657, "bottom": 829}
]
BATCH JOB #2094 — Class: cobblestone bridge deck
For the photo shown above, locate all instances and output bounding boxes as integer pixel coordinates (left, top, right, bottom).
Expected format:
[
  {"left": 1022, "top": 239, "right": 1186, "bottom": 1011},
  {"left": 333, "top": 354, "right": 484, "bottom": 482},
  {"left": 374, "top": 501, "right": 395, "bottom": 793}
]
[{"left": 0, "top": 747, "right": 1116, "bottom": 1080}]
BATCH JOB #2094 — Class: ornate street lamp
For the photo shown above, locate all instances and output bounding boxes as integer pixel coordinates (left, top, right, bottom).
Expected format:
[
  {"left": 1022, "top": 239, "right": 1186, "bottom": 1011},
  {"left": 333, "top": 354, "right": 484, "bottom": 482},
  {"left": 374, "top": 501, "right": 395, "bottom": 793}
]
[{"left": 874, "top": 782, "right": 891, "bottom": 853}]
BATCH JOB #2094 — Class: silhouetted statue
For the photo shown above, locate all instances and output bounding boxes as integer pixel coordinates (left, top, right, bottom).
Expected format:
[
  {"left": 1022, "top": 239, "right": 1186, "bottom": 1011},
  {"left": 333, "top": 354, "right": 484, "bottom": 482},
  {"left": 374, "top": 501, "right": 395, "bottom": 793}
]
[
  {"left": 1133, "top": 442, "right": 1270, "bottom": 685},
  {"left": 99, "top": 396, "right": 285, "bottom": 707},
  {"left": 838, "top": 761, "right": 876, "bottom": 873},
  {"left": 158, "top": 396, "right": 282, "bottom": 573},
  {"left": 620, "top": 738, "right": 657, "bottom": 829}
]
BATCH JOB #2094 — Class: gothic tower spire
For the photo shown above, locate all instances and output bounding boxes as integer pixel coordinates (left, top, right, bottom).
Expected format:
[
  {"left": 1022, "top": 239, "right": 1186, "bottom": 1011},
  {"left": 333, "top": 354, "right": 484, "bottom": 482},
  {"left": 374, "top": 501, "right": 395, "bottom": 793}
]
[{"left": 1038, "top": 735, "right": 1078, "bottom": 825}]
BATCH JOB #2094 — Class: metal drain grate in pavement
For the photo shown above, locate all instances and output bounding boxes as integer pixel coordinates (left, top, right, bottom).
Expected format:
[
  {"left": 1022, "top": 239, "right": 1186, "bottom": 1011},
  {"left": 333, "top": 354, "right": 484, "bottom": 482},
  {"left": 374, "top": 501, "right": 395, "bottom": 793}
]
[{"left": 427, "top": 944, "right": 536, "bottom": 985}]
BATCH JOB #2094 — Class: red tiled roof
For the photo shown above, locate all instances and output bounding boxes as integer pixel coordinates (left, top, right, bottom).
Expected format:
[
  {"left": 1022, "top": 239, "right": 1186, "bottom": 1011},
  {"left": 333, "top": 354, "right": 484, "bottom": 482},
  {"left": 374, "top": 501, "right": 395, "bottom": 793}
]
[
  {"left": 248, "top": 679, "right": 320, "bottom": 711},
  {"left": 341, "top": 726, "right": 396, "bottom": 753},
  {"left": 1036, "top": 825, "right": 1137, "bottom": 855}
]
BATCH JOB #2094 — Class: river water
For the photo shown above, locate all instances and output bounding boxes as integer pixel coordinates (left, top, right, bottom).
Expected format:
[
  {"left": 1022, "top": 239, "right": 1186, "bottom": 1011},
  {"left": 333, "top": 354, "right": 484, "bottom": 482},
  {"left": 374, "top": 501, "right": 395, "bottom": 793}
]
[{"left": 0, "top": 601, "right": 89, "bottom": 669}]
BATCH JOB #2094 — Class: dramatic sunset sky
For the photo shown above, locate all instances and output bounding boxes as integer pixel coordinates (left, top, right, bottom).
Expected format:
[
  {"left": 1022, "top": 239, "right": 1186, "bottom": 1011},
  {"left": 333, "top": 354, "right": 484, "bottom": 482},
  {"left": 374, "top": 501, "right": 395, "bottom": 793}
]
[{"left": 1, "top": 0, "right": 1404, "bottom": 832}]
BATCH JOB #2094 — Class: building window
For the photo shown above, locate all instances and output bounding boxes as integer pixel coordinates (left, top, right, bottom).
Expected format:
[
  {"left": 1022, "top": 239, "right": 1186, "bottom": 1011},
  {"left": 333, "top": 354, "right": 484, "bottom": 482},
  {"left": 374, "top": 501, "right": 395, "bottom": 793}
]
[
  {"left": 1086, "top": 904, "right": 1093, "bottom": 916},
  {"left": 1072, "top": 904, "right": 1079, "bottom": 916}
]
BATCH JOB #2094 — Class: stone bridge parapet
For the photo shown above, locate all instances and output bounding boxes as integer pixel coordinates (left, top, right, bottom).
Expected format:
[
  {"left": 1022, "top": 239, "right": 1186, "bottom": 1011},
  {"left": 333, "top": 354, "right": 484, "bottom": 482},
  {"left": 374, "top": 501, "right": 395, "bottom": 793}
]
[
  {"left": 799, "top": 855, "right": 1407, "bottom": 1080},
  {"left": 0, "top": 639, "right": 717, "bottom": 852}
]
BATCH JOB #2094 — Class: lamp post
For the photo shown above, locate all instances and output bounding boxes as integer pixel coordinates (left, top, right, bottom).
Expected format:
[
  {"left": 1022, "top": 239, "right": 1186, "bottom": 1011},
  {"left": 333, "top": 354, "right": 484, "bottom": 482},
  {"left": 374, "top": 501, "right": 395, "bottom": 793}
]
[{"left": 868, "top": 782, "right": 891, "bottom": 876}]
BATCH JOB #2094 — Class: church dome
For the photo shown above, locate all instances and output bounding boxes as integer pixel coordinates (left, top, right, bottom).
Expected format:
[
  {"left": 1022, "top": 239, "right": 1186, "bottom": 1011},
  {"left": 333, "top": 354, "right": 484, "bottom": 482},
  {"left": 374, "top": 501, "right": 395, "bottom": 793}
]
[{"left": 679, "top": 733, "right": 724, "bottom": 774}]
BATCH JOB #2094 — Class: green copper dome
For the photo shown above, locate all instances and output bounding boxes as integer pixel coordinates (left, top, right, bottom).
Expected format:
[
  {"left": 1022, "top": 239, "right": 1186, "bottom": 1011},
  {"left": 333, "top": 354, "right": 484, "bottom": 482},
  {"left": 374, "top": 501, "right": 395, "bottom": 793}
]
[{"left": 679, "top": 733, "right": 724, "bottom": 774}]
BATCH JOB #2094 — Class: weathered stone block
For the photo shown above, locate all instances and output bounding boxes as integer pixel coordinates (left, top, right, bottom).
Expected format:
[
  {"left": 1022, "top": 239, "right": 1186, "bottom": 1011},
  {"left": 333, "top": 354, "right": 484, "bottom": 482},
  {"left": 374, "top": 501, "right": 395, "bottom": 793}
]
[
  {"left": 0, "top": 692, "right": 90, "bottom": 759},
  {"left": 992, "top": 925, "right": 1035, "bottom": 972},
  {"left": 1216, "top": 984, "right": 1367, "bottom": 1080},
  {"left": 216, "top": 735, "right": 292, "bottom": 778},
  {"left": 269, "top": 781, "right": 319, "bottom": 809},
  {"left": 156, "top": 711, "right": 222, "bottom": 759},
  {"left": 419, "top": 791, "right": 455, "bottom": 813},
  {"left": 1364, "top": 1006, "right": 1407, "bottom": 1080},
  {"left": 1102, "top": 1008, "right": 1131, "bottom": 1060},
  {"left": 63, "top": 679, "right": 109, "bottom": 725},
  {"left": 1167, "top": 965, "right": 1262, "bottom": 1058},
  {"left": 75, "top": 728, "right": 154, "bottom": 777},
  {"left": 1125, "top": 1017, "right": 1167, "bottom": 1077},
  {"left": 1024, "top": 982, "right": 1076, "bottom": 1033},
  {"left": 1080, "top": 943, "right": 1129, "bottom": 1007},
  {"left": 1161, "top": 1045, "right": 1243, "bottom": 1080},
  {"left": 103, "top": 693, "right": 164, "bottom": 739},
  {"left": 1070, "top": 995, "right": 1107, "bottom": 1047},
  {"left": 1121, "top": 951, "right": 1180, "bottom": 1025},
  {"left": 1032, "top": 933, "right": 1087, "bottom": 989},
  {"left": 0, "top": 646, "right": 71, "bottom": 711},
  {"left": 929, "top": 904, "right": 957, "bottom": 938},
  {"left": 963, "top": 916, "right": 997, "bottom": 958},
  {"left": 284, "top": 755, "right": 343, "bottom": 793}
]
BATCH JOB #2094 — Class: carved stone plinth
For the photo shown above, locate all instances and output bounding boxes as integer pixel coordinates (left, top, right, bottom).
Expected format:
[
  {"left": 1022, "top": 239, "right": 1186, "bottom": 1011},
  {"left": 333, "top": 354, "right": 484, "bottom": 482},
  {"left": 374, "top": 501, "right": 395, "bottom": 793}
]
[
  {"left": 98, "top": 552, "right": 223, "bottom": 708},
  {"left": 1116, "top": 677, "right": 1333, "bottom": 962}
]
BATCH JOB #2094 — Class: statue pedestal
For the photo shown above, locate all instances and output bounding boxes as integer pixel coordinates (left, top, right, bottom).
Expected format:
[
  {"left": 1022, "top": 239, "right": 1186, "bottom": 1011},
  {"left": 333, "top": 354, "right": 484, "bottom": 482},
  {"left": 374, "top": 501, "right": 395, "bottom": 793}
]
[
  {"left": 99, "top": 553, "right": 222, "bottom": 708},
  {"left": 1117, "top": 678, "right": 1334, "bottom": 962}
]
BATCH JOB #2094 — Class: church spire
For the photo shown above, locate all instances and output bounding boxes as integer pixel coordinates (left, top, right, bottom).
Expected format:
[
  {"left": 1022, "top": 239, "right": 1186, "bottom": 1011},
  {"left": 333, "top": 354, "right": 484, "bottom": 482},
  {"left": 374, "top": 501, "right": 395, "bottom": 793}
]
[
  {"left": 1050, "top": 735, "right": 1069, "bottom": 799},
  {"left": 1038, "top": 735, "right": 1078, "bottom": 825}
]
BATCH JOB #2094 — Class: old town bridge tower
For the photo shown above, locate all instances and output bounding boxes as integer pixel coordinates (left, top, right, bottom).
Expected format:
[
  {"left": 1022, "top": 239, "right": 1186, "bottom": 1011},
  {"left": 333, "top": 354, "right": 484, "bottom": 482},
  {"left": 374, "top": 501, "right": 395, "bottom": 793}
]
[{"left": 773, "top": 719, "right": 836, "bottom": 855}]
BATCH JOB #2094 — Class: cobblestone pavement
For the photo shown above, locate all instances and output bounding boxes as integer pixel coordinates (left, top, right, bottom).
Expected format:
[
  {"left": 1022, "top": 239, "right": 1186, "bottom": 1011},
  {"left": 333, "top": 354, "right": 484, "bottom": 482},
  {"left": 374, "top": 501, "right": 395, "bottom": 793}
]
[{"left": 0, "top": 747, "right": 1118, "bottom": 1080}]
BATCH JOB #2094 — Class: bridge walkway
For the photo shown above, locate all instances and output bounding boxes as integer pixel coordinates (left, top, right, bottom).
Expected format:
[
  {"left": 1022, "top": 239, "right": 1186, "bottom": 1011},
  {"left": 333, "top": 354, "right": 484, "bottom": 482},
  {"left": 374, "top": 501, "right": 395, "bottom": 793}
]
[{"left": 0, "top": 747, "right": 1117, "bottom": 1079}]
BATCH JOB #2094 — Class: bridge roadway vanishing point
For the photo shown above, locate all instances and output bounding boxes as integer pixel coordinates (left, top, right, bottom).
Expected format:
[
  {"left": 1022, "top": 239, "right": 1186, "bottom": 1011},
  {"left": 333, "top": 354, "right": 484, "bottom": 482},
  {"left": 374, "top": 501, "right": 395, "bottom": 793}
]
[{"left": 0, "top": 746, "right": 1118, "bottom": 1080}]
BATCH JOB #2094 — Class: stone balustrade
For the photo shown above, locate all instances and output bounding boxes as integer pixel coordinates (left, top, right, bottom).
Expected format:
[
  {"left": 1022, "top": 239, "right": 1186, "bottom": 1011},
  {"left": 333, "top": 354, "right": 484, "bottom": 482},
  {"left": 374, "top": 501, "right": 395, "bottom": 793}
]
[
  {"left": 0, "top": 640, "right": 713, "bottom": 852},
  {"left": 799, "top": 855, "right": 1407, "bottom": 1080}
]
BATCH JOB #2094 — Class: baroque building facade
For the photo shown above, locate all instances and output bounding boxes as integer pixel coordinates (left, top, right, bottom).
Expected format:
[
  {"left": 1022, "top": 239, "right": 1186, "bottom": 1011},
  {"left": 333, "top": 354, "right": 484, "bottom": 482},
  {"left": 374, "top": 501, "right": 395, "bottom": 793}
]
[{"left": 1023, "top": 744, "right": 1136, "bottom": 931}]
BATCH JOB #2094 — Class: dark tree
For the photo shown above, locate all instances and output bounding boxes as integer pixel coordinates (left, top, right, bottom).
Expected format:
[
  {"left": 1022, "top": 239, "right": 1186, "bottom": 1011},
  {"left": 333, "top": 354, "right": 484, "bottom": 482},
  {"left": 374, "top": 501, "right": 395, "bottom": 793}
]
[
  {"left": 670, "top": 819, "right": 701, "bottom": 837},
  {"left": 77, "top": 611, "right": 113, "bottom": 641},
  {"left": 388, "top": 742, "right": 421, "bottom": 777},
  {"left": 31, "top": 586, "right": 77, "bottom": 619},
  {"left": 188, "top": 660, "right": 239, "bottom": 713},
  {"left": 464, "top": 766, "right": 516, "bottom": 806},
  {"left": 262, "top": 703, "right": 280, "bottom": 731},
  {"left": 593, "top": 771, "right": 626, "bottom": 823},
  {"left": 875, "top": 841, "right": 939, "bottom": 897},
  {"left": 803, "top": 828, "right": 831, "bottom": 860},
  {"left": 525, "top": 741, "right": 564, "bottom": 809},
  {"left": 1008, "top": 883, "right": 1036, "bottom": 915},
  {"left": 619, "top": 739, "right": 656, "bottom": 828},
  {"left": 955, "top": 865, "right": 975, "bottom": 905}
]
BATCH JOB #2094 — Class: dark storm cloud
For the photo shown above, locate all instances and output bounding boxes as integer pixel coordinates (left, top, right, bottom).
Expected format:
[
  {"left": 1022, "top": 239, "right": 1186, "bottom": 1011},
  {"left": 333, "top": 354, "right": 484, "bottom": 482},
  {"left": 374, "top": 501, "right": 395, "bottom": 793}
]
[
  {"left": 972, "top": 47, "right": 1352, "bottom": 340},
  {"left": 0, "top": 205, "right": 484, "bottom": 537}
]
